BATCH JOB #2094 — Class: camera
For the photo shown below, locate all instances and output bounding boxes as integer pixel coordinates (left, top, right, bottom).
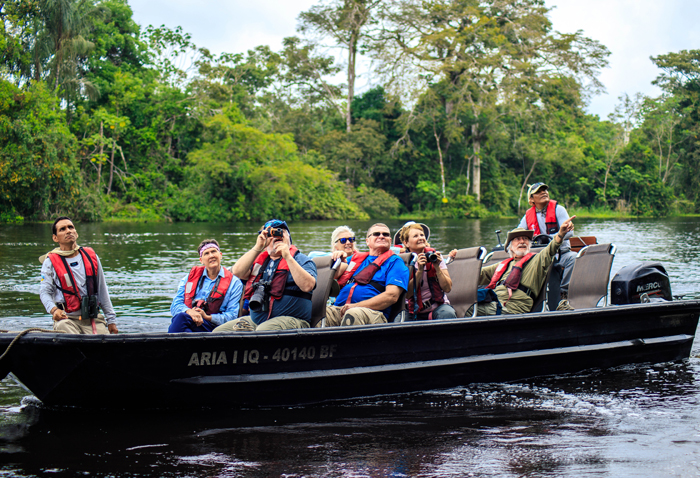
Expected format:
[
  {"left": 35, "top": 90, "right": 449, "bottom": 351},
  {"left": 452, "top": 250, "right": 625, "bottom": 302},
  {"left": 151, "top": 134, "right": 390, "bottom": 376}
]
[
  {"left": 249, "top": 280, "right": 271, "bottom": 312},
  {"left": 80, "top": 295, "right": 99, "bottom": 320},
  {"left": 424, "top": 251, "right": 440, "bottom": 263},
  {"left": 269, "top": 228, "right": 285, "bottom": 238}
]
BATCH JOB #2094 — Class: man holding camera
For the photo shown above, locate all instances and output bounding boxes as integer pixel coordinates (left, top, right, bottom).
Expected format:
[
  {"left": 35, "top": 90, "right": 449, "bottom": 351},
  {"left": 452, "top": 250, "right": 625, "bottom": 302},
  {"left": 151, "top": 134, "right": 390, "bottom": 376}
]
[
  {"left": 323, "top": 223, "right": 409, "bottom": 327},
  {"left": 39, "top": 217, "right": 118, "bottom": 334},
  {"left": 168, "top": 239, "right": 243, "bottom": 333},
  {"left": 215, "top": 219, "right": 317, "bottom": 332}
]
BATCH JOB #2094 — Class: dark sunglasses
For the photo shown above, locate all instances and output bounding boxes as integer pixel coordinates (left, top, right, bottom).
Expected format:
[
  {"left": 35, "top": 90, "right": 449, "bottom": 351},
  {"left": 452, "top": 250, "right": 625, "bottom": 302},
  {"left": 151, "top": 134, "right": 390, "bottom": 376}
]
[
  {"left": 369, "top": 231, "right": 391, "bottom": 238},
  {"left": 336, "top": 237, "right": 356, "bottom": 244}
]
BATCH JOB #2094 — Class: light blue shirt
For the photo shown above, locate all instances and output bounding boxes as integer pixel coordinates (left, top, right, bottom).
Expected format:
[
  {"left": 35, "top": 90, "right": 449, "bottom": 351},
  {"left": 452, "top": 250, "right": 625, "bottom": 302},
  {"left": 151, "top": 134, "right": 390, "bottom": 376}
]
[{"left": 170, "top": 267, "right": 243, "bottom": 326}]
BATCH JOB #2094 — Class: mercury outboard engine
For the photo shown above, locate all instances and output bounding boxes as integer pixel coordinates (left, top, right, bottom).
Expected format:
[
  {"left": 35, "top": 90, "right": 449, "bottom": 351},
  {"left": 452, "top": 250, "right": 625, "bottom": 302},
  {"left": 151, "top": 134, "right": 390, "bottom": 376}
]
[{"left": 610, "top": 262, "right": 672, "bottom": 305}]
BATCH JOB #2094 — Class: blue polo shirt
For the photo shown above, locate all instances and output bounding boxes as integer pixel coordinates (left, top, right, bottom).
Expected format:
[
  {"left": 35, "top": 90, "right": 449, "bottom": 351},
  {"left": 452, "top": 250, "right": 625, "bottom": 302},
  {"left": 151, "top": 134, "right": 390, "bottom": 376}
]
[{"left": 335, "top": 253, "right": 409, "bottom": 319}]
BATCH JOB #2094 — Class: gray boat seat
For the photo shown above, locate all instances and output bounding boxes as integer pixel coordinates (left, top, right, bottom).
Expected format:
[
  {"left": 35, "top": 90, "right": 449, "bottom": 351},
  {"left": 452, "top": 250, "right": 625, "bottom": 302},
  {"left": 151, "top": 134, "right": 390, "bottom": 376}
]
[
  {"left": 390, "top": 253, "right": 413, "bottom": 322},
  {"left": 311, "top": 256, "right": 342, "bottom": 327},
  {"left": 567, "top": 243, "right": 617, "bottom": 309},
  {"left": 530, "top": 261, "right": 554, "bottom": 313},
  {"left": 446, "top": 246, "right": 487, "bottom": 317}
]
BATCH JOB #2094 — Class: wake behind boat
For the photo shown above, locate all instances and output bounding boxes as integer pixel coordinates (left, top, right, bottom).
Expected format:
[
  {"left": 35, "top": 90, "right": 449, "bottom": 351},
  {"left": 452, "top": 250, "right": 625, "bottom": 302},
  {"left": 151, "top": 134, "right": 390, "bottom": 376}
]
[{"left": 1, "top": 299, "right": 698, "bottom": 409}]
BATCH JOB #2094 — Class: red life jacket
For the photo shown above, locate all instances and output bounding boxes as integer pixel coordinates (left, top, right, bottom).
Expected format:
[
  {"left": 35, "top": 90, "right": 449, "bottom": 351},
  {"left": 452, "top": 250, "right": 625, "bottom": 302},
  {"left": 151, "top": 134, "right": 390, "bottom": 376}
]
[
  {"left": 183, "top": 266, "right": 234, "bottom": 314},
  {"left": 48, "top": 247, "right": 99, "bottom": 314},
  {"left": 342, "top": 250, "right": 395, "bottom": 304},
  {"left": 243, "top": 246, "right": 312, "bottom": 318},
  {"left": 407, "top": 248, "right": 446, "bottom": 314},
  {"left": 525, "top": 200, "right": 559, "bottom": 235},
  {"left": 486, "top": 253, "right": 537, "bottom": 299}
]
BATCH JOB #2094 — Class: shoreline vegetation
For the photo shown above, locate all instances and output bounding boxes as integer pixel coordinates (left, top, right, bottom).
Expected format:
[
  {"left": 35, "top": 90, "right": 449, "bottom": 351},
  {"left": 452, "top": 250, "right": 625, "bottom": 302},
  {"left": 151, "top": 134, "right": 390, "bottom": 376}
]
[{"left": 2, "top": 1, "right": 700, "bottom": 225}]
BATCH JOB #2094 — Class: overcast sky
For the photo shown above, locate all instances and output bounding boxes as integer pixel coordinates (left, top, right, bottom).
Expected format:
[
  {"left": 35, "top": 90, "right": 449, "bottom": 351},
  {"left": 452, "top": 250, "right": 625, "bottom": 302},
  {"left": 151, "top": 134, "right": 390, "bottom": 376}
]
[{"left": 127, "top": 0, "right": 700, "bottom": 119}]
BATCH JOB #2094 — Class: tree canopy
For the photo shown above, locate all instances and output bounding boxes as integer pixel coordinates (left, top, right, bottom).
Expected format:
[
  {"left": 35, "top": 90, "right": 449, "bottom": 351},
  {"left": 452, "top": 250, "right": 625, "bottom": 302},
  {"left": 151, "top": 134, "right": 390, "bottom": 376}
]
[{"left": 1, "top": 0, "right": 698, "bottom": 223}]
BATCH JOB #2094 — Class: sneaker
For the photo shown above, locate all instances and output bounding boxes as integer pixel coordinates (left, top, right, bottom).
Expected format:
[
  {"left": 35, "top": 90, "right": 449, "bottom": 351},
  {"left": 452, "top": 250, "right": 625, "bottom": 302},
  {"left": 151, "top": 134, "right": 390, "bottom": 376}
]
[{"left": 556, "top": 299, "right": 574, "bottom": 311}]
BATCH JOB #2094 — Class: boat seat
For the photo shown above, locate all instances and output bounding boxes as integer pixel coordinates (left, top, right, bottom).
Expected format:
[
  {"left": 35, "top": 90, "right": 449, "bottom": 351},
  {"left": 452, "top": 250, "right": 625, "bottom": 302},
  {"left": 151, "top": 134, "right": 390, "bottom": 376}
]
[
  {"left": 446, "top": 246, "right": 487, "bottom": 317},
  {"left": 567, "top": 243, "right": 617, "bottom": 309},
  {"left": 530, "top": 261, "right": 554, "bottom": 313},
  {"left": 390, "top": 253, "right": 413, "bottom": 322},
  {"left": 311, "top": 256, "right": 343, "bottom": 327}
]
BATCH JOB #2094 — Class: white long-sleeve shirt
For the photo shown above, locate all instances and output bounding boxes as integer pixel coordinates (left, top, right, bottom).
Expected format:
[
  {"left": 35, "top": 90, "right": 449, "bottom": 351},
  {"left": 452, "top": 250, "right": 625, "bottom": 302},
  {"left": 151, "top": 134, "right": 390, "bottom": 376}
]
[{"left": 40, "top": 252, "right": 117, "bottom": 324}]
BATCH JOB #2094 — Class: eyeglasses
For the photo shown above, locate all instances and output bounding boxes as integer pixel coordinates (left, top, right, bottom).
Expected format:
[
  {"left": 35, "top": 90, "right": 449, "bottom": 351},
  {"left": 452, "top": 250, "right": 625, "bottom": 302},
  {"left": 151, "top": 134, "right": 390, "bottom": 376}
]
[
  {"left": 335, "top": 237, "right": 356, "bottom": 244},
  {"left": 369, "top": 231, "right": 391, "bottom": 238}
]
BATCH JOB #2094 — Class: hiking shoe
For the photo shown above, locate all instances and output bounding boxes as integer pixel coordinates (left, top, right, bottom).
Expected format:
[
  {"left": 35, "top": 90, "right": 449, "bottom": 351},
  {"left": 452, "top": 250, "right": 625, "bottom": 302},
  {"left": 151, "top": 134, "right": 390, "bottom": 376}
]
[
  {"left": 556, "top": 299, "right": 574, "bottom": 311},
  {"left": 234, "top": 320, "right": 255, "bottom": 332}
]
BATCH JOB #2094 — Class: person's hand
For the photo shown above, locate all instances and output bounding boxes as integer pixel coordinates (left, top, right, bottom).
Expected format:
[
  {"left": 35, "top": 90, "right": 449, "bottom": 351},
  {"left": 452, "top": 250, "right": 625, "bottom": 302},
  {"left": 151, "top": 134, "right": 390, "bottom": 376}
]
[
  {"left": 51, "top": 307, "right": 67, "bottom": 322},
  {"left": 108, "top": 323, "right": 118, "bottom": 334},
  {"left": 557, "top": 215, "right": 576, "bottom": 241},
  {"left": 415, "top": 253, "right": 427, "bottom": 269},
  {"left": 340, "top": 303, "right": 357, "bottom": 316},
  {"left": 448, "top": 249, "right": 457, "bottom": 259},
  {"left": 435, "top": 251, "right": 444, "bottom": 264},
  {"left": 255, "top": 228, "right": 273, "bottom": 252},
  {"left": 331, "top": 250, "right": 347, "bottom": 261},
  {"left": 186, "top": 308, "right": 203, "bottom": 326},
  {"left": 274, "top": 241, "right": 292, "bottom": 259},
  {"left": 193, "top": 307, "right": 212, "bottom": 321}
]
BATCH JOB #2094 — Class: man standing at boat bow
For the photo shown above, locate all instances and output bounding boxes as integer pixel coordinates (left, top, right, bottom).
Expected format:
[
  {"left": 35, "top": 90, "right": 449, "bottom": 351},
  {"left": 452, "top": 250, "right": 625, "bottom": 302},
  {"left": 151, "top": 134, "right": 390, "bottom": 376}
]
[
  {"left": 168, "top": 239, "right": 243, "bottom": 333},
  {"left": 39, "top": 217, "right": 118, "bottom": 334},
  {"left": 469, "top": 216, "right": 576, "bottom": 316},
  {"left": 518, "top": 182, "right": 577, "bottom": 309}
]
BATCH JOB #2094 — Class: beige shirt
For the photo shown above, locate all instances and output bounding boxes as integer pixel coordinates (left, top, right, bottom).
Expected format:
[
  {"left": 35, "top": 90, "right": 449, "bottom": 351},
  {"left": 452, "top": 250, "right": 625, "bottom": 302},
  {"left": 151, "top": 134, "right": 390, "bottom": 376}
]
[{"left": 479, "top": 239, "right": 561, "bottom": 314}]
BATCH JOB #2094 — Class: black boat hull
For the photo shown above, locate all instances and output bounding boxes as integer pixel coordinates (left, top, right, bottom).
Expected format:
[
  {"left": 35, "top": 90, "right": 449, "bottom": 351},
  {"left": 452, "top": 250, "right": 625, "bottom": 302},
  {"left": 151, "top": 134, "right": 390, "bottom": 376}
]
[{"left": 1, "top": 300, "right": 698, "bottom": 409}]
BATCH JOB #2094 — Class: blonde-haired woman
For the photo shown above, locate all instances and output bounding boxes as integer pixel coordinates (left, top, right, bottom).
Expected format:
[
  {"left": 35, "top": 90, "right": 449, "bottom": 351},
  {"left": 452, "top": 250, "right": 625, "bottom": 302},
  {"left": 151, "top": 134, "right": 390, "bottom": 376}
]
[
  {"left": 331, "top": 225, "right": 359, "bottom": 256},
  {"left": 399, "top": 222, "right": 456, "bottom": 320}
]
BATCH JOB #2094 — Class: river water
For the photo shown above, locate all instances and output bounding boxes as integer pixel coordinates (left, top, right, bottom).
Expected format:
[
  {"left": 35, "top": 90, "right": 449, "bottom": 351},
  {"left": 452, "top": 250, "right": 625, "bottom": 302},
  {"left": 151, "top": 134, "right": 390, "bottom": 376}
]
[{"left": 1, "top": 218, "right": 700, "bottom": 477}]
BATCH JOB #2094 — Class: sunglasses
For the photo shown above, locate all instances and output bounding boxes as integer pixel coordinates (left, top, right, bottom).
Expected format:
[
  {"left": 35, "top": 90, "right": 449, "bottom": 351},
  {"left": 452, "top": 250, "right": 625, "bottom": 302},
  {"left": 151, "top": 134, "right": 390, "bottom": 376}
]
[
  {"left": 335, "top": 237, "right": 356, "bottom": 244},
  {"left": 369, "top": 231, "right": 391, "bottom": 238}
]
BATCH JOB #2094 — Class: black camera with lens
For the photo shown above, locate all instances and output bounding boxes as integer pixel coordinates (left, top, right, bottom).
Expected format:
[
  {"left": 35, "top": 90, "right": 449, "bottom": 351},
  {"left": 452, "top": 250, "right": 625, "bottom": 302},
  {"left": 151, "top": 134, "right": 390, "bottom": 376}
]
[
  {"left": 80, "top": 295, "right": 99, "bottom": 320},
  {"left": 424, "top": 251, "right": 440, "bottom": 263},
  {"left": 269, "top": 228, "right": 285, "bottom": 238},
  {"left": 249, "top": 280, "right": 272, "bottom": 312}
]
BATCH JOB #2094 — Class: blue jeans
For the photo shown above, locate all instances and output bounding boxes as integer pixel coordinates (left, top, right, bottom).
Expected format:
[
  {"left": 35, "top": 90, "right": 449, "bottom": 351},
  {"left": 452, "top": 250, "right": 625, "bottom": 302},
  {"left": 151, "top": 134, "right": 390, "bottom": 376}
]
[
  {"left": 410, "top": 304, "right": 457, "bottom": 321},
  {"left": 168, "top": 312, "right": 217, "bottom": 333}
]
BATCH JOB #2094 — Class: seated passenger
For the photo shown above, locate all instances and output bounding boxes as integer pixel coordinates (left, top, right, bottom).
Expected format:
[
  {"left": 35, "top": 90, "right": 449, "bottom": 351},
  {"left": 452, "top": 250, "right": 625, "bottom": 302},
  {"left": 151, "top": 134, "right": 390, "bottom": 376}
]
[
  {"left": 468, "top": 217, "right": 575, "bottom": 316},
  {"left": 399, "top": 223, "right": 456, "bottom": 320},
  {"left": 169, "top": 239, "right": 243, "bottom": 333},
  {"left": 307, "top": 225, "right": 360, "bottom": 259},
  {"left": 214, "top": 219, "right": 317, "bottom": 332},
  {"left": 518, "top": 182, "right": 576, "bottom": 308},
  {"left": 323, "top": 223, "right": 409, "bottom": 327}
]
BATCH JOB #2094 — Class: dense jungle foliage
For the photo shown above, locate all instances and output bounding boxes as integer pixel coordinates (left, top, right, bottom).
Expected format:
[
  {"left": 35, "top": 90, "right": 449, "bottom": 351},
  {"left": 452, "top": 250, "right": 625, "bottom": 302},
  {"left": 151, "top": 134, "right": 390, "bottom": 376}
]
[{"left": 1, "top": 0, "right": 699, "bottom": 223}]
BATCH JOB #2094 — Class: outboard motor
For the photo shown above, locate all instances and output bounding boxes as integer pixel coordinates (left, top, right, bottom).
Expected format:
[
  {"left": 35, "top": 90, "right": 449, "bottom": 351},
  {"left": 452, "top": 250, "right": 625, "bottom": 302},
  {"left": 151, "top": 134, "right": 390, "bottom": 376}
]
[{"left": 610, "top": 262, "right": 672, "bottom": 305}]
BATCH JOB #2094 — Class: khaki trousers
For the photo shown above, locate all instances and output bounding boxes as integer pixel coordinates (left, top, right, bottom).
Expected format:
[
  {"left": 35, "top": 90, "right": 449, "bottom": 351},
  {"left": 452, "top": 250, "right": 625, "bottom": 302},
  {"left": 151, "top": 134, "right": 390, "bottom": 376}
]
[
  {"left": 322, "top": 306, "right": 387, "bottom": 327},
  {"left": 54, "top": 316, "right": 109, "bottom": 335},
  {"left": 213, "top": 316, "right": 309, "bottom": 332}
]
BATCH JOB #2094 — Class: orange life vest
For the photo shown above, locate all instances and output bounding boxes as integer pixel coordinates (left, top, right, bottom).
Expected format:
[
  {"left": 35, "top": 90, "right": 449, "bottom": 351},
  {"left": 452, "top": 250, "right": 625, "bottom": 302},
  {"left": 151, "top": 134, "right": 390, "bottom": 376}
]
[
  {"left": 340, "top": 250, "right": 395, "bottom": 304},
  {"left": 48, "top": 247, "right": 99, "bottom": 314},
  {"left": 487, "top": 253, "right": 537, "bottom": 299},
  {"left": 243, "top": 246, "right": 312, "bottom": 317},
  {"left": 525, "top": 200, "right": 559, "bottom": 235},
  {"left": 184, "top": 266, "right": 234, "bottom": 314}
]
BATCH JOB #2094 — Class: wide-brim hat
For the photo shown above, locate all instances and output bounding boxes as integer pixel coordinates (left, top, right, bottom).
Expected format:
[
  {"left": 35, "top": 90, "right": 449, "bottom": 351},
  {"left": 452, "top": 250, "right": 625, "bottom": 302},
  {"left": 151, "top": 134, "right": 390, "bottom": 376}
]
[
  {"left": 527, "top": 182, "right": 549, "bottom": 198},
  {"left": 505, "top": 228, "right": 534, "bottom": 250},
  {"left": 393, "top": 221, "right": 431, "bottom": 246}
]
